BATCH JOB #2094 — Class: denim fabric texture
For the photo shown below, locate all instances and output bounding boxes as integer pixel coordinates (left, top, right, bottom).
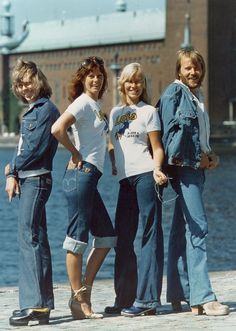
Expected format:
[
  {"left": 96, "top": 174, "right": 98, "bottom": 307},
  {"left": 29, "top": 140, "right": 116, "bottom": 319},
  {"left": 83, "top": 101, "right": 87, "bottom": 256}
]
[
  {"left": 158, "top": 83, "right": 202, "bottom": 169},
  {"left": 114, "top": 171, "right": 164, "bottom": 309},
  {"left": 9, "top": 98, "right": 60, "bottom": 176},
  {"left": 62, "top": 161, "right": 116, "bottom": 254},
  {"left": 167, "top": 166, "right": 216, "bottom": 306},
  {"left": 18, "top": 174, "right": 54, "bottom": 310}
]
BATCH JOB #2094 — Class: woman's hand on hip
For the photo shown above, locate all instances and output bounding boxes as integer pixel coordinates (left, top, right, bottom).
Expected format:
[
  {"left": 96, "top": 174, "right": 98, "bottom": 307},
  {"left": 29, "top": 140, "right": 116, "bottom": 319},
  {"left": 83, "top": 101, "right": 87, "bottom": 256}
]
[{"left": 69, "top": 150, "right": 83, "bottom": 169}]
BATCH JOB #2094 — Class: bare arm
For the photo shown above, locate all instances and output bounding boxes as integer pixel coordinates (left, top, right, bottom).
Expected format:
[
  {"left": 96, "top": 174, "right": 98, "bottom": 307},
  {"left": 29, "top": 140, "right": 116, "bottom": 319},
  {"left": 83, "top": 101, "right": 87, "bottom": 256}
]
[
  {"left": 107, "top": 135, "right": 117, "bottom": 175},
  {"left": 51, "top": 112, "right": 82, "bottom": 168},
  {"left": 148, "top": 131, "right": 167, "bottom": 185}
]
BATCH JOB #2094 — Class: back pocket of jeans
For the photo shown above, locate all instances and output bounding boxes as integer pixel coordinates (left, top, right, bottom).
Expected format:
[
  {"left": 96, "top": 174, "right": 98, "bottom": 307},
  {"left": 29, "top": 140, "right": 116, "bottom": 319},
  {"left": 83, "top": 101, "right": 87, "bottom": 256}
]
[{"left": 62, "top": 169, "right": 77, "bottom": 192}]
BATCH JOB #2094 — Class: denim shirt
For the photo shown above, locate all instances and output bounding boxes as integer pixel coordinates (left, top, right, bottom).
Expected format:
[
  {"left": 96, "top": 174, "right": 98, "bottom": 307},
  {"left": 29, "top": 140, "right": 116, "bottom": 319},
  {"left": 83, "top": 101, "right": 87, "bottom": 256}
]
[
  {"left": 157, "top": 81, "right": 201, "bottom": 169},
  {"left": 9, "top": 98, "right": 60, "bottom": 177}
]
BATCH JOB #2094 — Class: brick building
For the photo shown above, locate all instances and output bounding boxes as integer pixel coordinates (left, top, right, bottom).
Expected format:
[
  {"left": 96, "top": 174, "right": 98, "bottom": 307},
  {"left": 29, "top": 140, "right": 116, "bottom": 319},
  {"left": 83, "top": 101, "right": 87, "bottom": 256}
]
[{"left": 2, "top": 0, "right": 236, "bottom": 135}]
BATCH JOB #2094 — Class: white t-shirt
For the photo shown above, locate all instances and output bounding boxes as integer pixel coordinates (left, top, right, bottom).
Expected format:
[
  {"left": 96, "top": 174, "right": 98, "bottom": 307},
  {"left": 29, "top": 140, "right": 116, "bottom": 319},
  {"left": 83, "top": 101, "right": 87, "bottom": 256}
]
[
  {"left": 192, "top": 90, "right": 211, "bottom": 154},
  {"left": 66, "top": 93, "right": 108, "bottom": 173},
  {"left": 110, "top": 101, "right": 161, "bottom": 181}
]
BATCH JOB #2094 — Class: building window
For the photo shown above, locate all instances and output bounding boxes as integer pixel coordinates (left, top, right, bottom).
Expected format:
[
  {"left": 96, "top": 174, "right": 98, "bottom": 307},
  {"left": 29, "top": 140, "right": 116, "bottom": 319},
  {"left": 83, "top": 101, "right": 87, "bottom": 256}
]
[{"left": 223, "top": 98, "right": 236, "bottom": 125}]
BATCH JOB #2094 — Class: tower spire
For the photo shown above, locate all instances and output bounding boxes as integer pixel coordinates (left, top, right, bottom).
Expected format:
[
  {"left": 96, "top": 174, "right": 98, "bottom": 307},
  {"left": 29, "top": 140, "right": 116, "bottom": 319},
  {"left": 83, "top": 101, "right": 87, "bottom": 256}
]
[{"left": 181, "top": 13, "right": 192, "bottom": 48}]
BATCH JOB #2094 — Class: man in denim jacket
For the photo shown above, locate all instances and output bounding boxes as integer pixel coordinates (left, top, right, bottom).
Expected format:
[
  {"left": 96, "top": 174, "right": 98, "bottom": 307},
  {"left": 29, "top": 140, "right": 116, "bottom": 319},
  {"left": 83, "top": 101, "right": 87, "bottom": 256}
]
[{"left": 157, "top": 48, "right": 229, "bottom": 316}]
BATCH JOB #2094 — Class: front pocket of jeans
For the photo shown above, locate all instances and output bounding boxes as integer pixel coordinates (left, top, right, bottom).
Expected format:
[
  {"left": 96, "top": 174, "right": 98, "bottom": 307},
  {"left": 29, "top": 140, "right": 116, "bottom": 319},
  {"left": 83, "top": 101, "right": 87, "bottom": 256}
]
[{"left": 62, "top": 170, "right": 77, "bottom": 192}]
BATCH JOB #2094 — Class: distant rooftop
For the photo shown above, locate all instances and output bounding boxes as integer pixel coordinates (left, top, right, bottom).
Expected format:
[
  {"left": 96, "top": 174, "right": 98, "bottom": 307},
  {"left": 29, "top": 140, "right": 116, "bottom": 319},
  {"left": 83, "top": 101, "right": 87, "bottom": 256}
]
[{"left": 14, "top": 8, "right": 166, "bottom": 53}]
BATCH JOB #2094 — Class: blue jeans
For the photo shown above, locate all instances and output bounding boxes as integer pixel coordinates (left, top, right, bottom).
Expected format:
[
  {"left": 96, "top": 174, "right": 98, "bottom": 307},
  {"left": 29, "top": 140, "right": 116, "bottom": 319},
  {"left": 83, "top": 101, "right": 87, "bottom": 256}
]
[
  {"left": 18, "top": 174, "right": 54, "bottom": 310},
  {"left": 167, "top": 166, "right": 216, "bottom": 306},
  {"left": 62, "top": 162, "right": 116, "bottom": 254},
  {"left": 114, "top": 172, "right": 164, "bottom": 309}
]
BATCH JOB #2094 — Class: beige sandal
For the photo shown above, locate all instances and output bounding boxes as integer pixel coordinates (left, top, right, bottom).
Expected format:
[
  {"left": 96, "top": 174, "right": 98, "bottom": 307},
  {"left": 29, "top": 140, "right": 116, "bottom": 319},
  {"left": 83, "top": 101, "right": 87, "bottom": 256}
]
[{"left": 69, "top": 285, "right": 103, "bottom": 320}]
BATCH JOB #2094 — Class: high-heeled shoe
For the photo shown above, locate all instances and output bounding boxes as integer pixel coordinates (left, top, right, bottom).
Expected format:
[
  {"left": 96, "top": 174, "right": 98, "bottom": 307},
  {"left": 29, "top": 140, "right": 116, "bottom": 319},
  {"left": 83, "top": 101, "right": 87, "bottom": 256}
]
[
  {"left": 191, "top": 301, "right": 230, "bottom": 316},
  {"left": 69, "top": 285, "right": 103, "bottom": 320}
]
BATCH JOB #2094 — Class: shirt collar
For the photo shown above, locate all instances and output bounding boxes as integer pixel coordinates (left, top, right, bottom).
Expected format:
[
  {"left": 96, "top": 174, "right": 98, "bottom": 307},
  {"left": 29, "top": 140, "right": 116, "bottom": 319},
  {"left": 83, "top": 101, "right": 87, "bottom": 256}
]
[{"left": 174, "top": 79, "right": 203, "bottom": 102}]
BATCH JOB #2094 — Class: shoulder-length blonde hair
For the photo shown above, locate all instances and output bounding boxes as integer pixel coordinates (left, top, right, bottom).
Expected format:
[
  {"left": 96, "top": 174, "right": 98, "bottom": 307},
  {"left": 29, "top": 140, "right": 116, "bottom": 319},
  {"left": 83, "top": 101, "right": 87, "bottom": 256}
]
[
  {"left": 118, "top": 63, "right": 149, "bottom": 105},
  {"left": 175, "top": 47, "right": 206, "bottom": 84},
  {"left": 11, "top": 58, "right": 52, "bottom": 103},
  {"left": 68, "top": 56, "right": 107, "bottom": 102}
]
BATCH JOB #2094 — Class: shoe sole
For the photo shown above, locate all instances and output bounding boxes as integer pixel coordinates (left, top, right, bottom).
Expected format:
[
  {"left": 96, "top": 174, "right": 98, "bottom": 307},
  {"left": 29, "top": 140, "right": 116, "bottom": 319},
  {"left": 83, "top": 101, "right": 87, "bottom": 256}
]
[
  {"left": 104, "top": 308, "right": 122, "bottom": 315},
  {"left": 121, "top": 309, "right": 156, "bottom": 317},
  {"left": 9, "top": 318, "right": 49, "bottom": 326}
]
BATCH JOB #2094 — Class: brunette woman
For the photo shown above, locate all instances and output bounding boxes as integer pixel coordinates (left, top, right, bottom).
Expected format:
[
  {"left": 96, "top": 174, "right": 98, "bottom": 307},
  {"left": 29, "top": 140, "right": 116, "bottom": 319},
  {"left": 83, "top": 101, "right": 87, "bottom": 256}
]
[{"left": 51, "top": 56, "right": 116, "bottom": 319}]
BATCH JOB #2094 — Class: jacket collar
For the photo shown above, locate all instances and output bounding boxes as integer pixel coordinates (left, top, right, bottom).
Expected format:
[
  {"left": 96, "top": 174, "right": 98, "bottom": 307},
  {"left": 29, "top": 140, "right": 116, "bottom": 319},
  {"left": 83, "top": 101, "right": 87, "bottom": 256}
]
[{"left": 28, "top": 97, "right": 48, "bottom": 110}]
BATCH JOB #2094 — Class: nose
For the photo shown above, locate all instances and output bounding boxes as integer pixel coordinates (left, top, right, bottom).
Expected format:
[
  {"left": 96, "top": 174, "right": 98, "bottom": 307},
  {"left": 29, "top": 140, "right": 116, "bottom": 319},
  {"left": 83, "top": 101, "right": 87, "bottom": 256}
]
[{"left": 22, "top": 84, "right": 28, "bottom": 91}]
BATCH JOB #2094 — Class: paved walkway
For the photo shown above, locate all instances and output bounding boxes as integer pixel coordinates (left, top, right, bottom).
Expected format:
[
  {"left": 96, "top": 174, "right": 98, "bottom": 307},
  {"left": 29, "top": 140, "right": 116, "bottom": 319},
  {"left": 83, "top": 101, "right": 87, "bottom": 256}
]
[{"left": 0, "top": 271, "right": 235, "bottom": 330}]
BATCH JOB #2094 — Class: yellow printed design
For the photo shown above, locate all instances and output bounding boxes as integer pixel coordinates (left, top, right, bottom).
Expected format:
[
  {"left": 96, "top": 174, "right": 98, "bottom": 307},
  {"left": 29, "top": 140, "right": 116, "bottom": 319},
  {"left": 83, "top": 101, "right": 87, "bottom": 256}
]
[
  {"left": 115, "top": 111, "right": 137, "bottom": 126},
  {"left": 115, "top": 111, "right": 137, "bottom": 138},
  {"left": 94, "top": 109, "right": 109, "bottom": 133},
  {"left": 95, "top": 110, "right": 107, "bottom": 121}
]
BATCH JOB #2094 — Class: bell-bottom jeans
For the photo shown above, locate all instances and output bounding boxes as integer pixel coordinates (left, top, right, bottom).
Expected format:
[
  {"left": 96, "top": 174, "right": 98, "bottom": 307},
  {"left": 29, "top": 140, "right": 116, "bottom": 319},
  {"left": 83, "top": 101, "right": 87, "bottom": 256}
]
[
  {"left": 167, "top": 166, "right": 216, "bottom": 306},
  {"left": 18, "top": 174, "right": 54, "bottom": 310},
  {"left": 114, "top": 171, "right": 164, "bottom": 309}
]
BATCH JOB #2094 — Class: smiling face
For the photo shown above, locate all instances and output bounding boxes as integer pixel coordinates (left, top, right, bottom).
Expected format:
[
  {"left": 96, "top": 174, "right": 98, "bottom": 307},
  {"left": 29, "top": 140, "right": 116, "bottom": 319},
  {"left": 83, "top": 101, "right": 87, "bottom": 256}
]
[
  {"left": 83, "top": 66, "right": 104, "bottom": 101},
  {"left": 16, "top": 75, "right": 37, "bottom": 103},
  {"left": 178, "top": 55, "right": 203, "bottom": 92},
  {"left": 124, "top": 73, "right": 144, "bottom": 105}
]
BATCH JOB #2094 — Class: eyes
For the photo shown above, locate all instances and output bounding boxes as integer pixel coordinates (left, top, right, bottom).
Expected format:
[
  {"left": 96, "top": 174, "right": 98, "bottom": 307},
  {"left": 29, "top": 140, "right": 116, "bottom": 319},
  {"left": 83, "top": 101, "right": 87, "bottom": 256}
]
[
  {"left": 125, "top": 79, "right": 144, "bottom": 85},
  {"left": 183, "top": 65, "right": 201, "bottom": 72},
  {"left": 87, "top": 73, "right": 103, "bottom": 80},
  {"left": 17, "top": 81, "right": 32, "bottom": 89}
]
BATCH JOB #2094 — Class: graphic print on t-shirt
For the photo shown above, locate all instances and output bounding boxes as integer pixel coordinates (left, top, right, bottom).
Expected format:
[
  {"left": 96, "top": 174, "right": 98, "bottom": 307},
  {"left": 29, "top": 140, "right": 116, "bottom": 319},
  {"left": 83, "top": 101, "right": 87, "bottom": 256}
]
[
  {"left": 94, "top": 109, "right": 109, "bottom": 134},
  {"left": 114, "top": 110, "right": 137, "bottom": 139}
]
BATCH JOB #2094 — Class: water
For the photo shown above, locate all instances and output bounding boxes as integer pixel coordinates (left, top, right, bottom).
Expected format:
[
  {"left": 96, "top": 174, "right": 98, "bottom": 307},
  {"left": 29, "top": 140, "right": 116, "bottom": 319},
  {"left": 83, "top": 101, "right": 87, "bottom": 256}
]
[{"left": 0, "top": 148, "right": 235, "bottom": 287}]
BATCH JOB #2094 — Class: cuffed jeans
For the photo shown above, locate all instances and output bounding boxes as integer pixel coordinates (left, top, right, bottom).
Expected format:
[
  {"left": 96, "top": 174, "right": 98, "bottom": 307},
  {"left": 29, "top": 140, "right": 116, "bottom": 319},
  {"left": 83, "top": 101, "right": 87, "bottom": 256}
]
[
  {"left": 114, "top": 172, "right": 164, "bottom": 309},
  {"left": 167, "top": 166, "right": 216, "bottom": 306},
  {"left": 18, "top": 174, "right": 54, "bottom": 310},
  {"left": 62, "top": 162, "right": 116, "bottom": 254}
]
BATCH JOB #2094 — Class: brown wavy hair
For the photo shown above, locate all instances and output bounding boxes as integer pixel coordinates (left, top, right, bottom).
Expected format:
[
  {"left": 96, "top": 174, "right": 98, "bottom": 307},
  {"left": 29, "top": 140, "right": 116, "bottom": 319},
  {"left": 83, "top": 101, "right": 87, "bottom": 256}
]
[
  {"left": 68, "top": 56, "right": 108, "bottom": 102},
  {"left": 11, "top": 58, "right": 52, "bottom": 103}
]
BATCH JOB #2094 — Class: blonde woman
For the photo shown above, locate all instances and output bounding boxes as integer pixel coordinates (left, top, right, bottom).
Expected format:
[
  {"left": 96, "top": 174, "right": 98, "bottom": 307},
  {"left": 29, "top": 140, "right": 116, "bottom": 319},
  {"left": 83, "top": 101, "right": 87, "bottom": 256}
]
[{"left": 105, "top": 63, "right": 167, "bottom": 317}]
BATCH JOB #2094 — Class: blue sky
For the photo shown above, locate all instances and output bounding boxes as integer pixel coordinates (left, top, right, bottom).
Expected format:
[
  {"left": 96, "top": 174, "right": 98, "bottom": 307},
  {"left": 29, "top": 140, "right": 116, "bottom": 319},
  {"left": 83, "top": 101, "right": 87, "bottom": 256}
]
[{"left": 7, "top": 0, "right": 165, "bottom": 34}]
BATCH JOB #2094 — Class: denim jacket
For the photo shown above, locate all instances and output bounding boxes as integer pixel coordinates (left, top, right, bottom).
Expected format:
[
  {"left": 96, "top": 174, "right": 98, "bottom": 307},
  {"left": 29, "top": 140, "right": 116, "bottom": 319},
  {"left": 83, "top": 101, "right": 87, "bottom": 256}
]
[
  {"left": 9, "top": 98, "right": 60, "bottom": 177},
  {"left": 157, "top": 81, "right": 201, "bottom": 169}
]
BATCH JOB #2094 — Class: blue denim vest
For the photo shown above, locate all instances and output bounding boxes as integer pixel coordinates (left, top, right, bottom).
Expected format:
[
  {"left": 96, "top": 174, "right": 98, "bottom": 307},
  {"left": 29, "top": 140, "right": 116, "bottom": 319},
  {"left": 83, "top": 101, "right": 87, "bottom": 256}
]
[
  {"left": 158, "top": 82, "right": 201, "bottom": 169},
  {"left": 9, "top": 98, "right": 60, "bottom": 177}
]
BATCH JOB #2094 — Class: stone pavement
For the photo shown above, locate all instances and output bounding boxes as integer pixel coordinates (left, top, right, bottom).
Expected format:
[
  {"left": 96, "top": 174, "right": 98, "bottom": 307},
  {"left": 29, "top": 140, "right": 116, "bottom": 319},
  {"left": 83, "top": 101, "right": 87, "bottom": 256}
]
[{"left": 0, "top": 271, "right": 235, "bottom": 331}]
